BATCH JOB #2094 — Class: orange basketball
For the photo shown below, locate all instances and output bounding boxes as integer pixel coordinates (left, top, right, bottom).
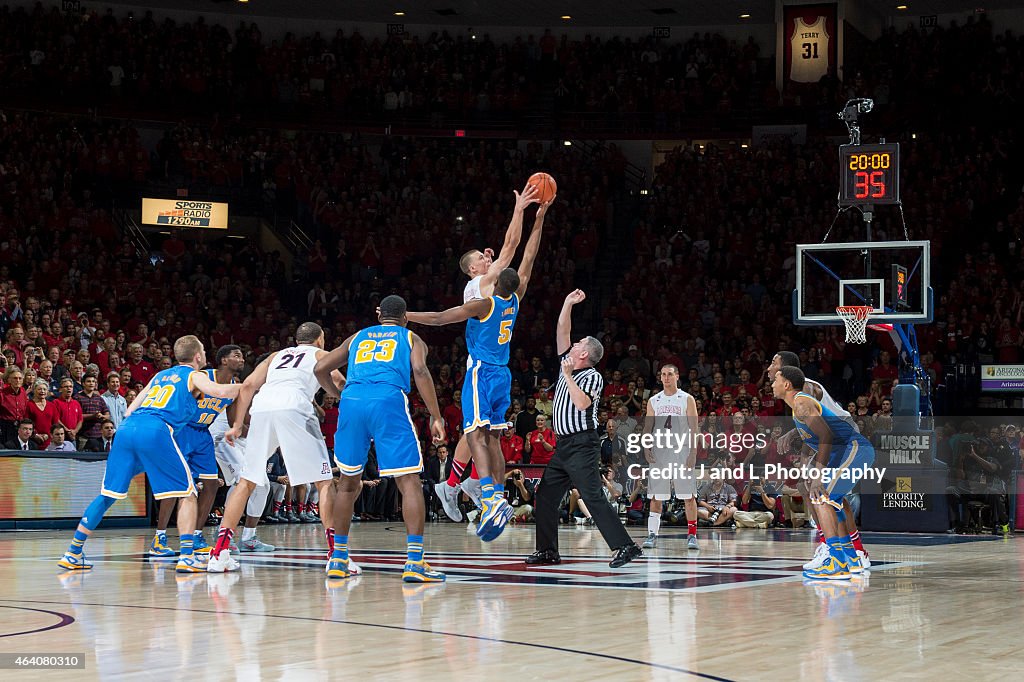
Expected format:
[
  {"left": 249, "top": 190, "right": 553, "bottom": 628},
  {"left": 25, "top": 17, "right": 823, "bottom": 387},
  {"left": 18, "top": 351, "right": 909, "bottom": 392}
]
[{"left": 527, "top": 172, "right": 557, "bottom": 203}]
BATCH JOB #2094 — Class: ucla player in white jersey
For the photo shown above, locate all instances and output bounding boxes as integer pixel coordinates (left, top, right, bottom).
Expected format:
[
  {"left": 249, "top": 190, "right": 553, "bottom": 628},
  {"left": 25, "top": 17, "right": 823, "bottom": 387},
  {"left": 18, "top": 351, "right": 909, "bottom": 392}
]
[
  {"left": 641, "top": 364, "right": 700, "bottom": 551},
  {"left": 431, "top": 182, "right": 542, "bottom": 521},
  {"left": 767, "top": 352, "right": 871, "bottom": 570},
  {"left": 148, "top": 344, "right": 248, "bottom": 558},
  {"left": 314, "top": 295, "right": 447, "bottom": 582},
  {"left": 408, "top": 197, "right": 550, "bottom": 541},
  {"left": 208, "top": 322, "right": 344, "bottom": 572},
  {"left": 58, "top": 335, "right": 241, "bottom": 573},
  {"left": 773, "top": 366, "right": 874, "bottom": 580}
]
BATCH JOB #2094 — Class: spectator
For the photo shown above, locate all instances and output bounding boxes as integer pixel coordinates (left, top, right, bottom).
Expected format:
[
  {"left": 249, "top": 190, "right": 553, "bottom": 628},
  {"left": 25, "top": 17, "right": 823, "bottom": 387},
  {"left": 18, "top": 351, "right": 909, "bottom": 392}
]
[
  {"left": 697, "top": 477, "right": 737, "bottom": 527},
  {"left": 617, "top": 345, "right": 651, "bottom": 382},
  {"left": 126, "top": 343, "right": 156, "bottom": 386},
  {"left": 84, "top": 420, "right": 117, "bottom": 453},
  {"left": 102, "top": 373, "right": 128, "bottom": 428},
  {"left": 76, "top": 374, "right": 110, "bottom": 444},
  {"left": 525, "top": 414, "right": 557, "bottom": 465},
  {"left": 53, "top": 378, "right": 84, "bottom": 444},
  {"left": 734, "top": 475, "right": 782, "bottom": 528},
  {"left": 25, "top": 379, "right": 60, "bottom": 449},
  {"left": 600, "top": 418, "right": 628, "bottom": 467},
  {"left": 45, "top": 424, "right": 76, "bottom": 452},
  {"left": 515, "top": 397, "right": 540, "bottom": 441},
  {"left": 5, "top": 419, "right": 38, "bottom": 451},
  {"left": 534, "top": 379, "right": 554, "bottom": 419},
  {"left": 500, "top": 428, "right": 525, "bottom": 465},
  {"left": 1, "top": 366, "right": 29, "bottom": 444},
  {"left": 504, "top": 468, "right": 535, "bottom": 521}
]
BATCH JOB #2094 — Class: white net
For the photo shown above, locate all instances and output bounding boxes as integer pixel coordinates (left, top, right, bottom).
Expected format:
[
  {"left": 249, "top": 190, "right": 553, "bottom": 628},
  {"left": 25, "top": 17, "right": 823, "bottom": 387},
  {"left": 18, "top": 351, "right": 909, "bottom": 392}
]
[{"left": 836, "top": 306, "right": 872, "bottom": 344}]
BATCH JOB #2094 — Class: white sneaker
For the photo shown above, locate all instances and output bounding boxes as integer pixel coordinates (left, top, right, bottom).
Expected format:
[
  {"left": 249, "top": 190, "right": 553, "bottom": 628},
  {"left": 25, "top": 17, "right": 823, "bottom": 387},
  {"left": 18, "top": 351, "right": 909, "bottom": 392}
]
[
  {"left": 349, "top": 558, "right": 363, "bottom": 575},
  {"left": 434, "top": 481, "right": 463, "bottom": 522},
  {"left": 461, "top": 478, "right": 483, "bottom": 508},
  {"left": 803, "top": 543, "right": 830, "bottom": 571},
  {"left": 239, "top": 537, "right": 275, "bottom": 553},
  {"left": 207, "top": 549, "right": 240, "bottom": 573},
  {"left": 857, "top": 549, "right": 871, "bottom": 569}
]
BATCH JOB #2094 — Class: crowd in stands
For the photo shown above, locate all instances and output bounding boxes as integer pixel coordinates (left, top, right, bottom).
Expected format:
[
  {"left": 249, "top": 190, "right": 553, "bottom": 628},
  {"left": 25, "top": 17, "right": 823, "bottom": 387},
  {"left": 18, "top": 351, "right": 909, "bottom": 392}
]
[{"left": 1, "top": 7, "right": 1024, "bottom": 531}]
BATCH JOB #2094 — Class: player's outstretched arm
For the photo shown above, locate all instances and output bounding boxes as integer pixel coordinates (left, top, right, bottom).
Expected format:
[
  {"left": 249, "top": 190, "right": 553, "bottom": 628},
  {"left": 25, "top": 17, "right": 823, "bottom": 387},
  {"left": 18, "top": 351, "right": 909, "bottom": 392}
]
[
  {"left": 515, "top": 196, "right": 554, "bottom": 299},
  {"left": 410, "top": 333, "right": 445, "bottom": 444},
  {"left": 481, "top": 182, "right": 540, "bottom": 291},
  {"left": 313, "top": 336, "right": 354, "bottom": 398},
  {"left": 191, "top": 372, "right": 242, "bottom": 400},
  {"left": 227, "top": 354, "right": 273, "bottom": 441},
  {"left": 407, "top": 299, "right": 491, "bottom": 327},
  {"left": 556, "top": 289, "right": 585, "bottom": 355},
  {"left": 124, "top": 377, "right": 155, "bottom": 418}
]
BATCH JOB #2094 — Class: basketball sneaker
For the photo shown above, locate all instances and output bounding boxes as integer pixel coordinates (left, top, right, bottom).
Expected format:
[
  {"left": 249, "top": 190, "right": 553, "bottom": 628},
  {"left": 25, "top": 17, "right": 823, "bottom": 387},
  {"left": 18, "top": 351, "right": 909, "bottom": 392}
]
[
  {"left": 687, "top": 535, "right": 700, "bottom": 550},
  {"left": 461, "top": 478, "right": 483, "bottom": 508},
  {"left": 802, "top": 553, "right": 851, "bottom": 581},
  {"left": 175, "top": 553, "right": 209, "bottom": 573},
  {"left": 192, "top": 531, "right": 211, "bottom": 555},
  {"left": 326, "top": 557, "right": 352, "bottom": 580},
  {"left": 846, "top": 549, "right": 864, "bottom": 575},
  {"left": 434, "top": 481, "right": 463, "bottom": 522},
  {"left": 239, "top": 536, "right": 275, "bottom": 553},
  {"left": 149, "top": 531, "right": 176, "bottom": 557},
  {"left": 642, "top": 532, "right": 658, "bottom": 549},
  {"left": 857, "top": 549, "right": 871, "bottom": 569},
  {"left": 803, "top": 543, "right": 830, "bottom": 570},
  {"left": 477, "top": 498, "right": 514, "bottom": 542},
  {"left": 57, "top": 551, "right": 93, "bottom": 571},
  {"left": 402, "top": 560, "right": 446, "bottom": 583},
  {"left": 207, "top": 549, "right": 241, "bottom": 573}
]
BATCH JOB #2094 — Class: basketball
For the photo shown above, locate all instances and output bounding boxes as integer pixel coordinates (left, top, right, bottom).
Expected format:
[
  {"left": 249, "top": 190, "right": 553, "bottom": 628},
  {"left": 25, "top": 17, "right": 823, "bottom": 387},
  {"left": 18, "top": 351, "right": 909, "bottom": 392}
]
[{"left": 527, "top": 172, "right": 557, "bottom": 203}]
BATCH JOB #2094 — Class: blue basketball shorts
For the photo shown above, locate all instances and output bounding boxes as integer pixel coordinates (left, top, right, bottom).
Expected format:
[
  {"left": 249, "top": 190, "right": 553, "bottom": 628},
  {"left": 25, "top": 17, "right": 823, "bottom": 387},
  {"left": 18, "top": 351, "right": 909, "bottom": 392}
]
[
  {"left": 334, "top": 387, "right": 422, "bottom": 478},
  {"left": 101, "top": 415, "right": 195, "bottom": 500},
  {"left": 814, "top": 436, "right": 876, "bottom": 510},
  {"left": 175, "top": 425, "right": 219, "bottom": 481},
  {"left": 462, "top": 360, "right": 511, "bottom": 433}
]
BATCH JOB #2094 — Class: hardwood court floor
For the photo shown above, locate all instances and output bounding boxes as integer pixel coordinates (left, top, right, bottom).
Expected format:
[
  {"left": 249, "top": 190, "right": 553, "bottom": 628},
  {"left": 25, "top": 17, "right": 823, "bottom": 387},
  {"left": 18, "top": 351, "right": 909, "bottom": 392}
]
[{"left": 2, "top": 521, "right": 1021, "bottom": 680}]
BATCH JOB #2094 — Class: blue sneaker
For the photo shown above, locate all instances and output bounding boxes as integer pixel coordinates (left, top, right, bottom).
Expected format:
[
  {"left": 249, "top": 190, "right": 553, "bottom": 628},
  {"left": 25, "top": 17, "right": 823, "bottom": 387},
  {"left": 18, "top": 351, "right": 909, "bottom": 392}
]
[
  {"left": 478, "top": 503, "right": 514, "bottom": 542},
  {"left": 326, "top": 557, "right": 351, "bottom": 580},
  {"left": 193, "top": 532, "right": 211, "bottom": 555},
  {"left": 175, "top": 554, "right": 209, "bottom": 573},
  {"left": 57, "top": 551, "right": 93, "bottom": 571},
  {"left": 802, "top": 552, "right": 851, "bottom": 581},
  {"left": 402, "top": 560, "right": 446, "bottom": 583},
  {"left": 149, "top": 532, "right": 177, "bottom": 557},
  {"left": 475, "top": 497, "right": 512, "bottom": 541},
  {"left": 846, "top": 550, "right": 864, "bottom": 574}
]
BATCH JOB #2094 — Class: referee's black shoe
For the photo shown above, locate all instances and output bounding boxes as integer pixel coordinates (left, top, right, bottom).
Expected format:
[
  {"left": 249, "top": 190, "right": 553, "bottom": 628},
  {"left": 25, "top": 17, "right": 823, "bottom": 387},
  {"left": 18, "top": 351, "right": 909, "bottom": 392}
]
[
  {"left": 525, "top": 549, "right": 562, "bottom": 566},
  {"left": 609, "top": 543, "right": 642, "bottom": 568}
]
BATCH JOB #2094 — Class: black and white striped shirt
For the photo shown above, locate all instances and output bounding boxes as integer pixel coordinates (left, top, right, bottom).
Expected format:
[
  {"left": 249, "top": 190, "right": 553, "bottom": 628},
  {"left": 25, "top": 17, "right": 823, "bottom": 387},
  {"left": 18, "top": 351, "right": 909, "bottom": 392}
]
[{"left": 553, "top": 359, "right": 604, "bottom": 436}]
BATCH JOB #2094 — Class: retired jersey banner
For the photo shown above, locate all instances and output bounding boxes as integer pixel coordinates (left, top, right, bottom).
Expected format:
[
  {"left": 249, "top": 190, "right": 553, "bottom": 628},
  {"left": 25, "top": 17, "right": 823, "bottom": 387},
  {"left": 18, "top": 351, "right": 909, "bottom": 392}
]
[
  {"left": 142, "top": 198, "right": 229, "bottom": 229},
  {"left": 783, "top": 3, "right": 837, "bottom": 84}
]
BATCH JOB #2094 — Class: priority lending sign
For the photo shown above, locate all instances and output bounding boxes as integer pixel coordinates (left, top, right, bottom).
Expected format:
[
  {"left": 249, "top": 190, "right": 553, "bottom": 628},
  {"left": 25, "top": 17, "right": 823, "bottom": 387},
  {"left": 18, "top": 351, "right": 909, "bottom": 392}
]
[{"left": 142, "top": 198, "right": 229, "bottom": 229}]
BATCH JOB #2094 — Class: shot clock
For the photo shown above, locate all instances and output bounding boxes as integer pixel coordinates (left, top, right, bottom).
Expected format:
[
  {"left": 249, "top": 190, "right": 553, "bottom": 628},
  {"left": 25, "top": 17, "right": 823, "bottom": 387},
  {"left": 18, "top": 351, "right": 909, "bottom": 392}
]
[{"left": 839, "top": 143, "right": 900, "bottom": 206}]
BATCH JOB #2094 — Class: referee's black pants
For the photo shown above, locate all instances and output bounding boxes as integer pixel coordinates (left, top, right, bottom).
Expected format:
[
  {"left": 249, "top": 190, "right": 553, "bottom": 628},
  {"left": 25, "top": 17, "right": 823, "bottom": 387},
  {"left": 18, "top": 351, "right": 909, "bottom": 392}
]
[{"left": 534, "top": 430, "right": 633, "bottom": 552}]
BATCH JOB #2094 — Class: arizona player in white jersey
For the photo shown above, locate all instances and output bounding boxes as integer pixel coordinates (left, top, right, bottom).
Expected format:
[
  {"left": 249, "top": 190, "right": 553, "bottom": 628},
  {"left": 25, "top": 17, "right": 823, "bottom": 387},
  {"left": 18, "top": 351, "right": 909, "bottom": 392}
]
[
  {"left": 432, "top": 182, "right": 541, "bottom": 522},
  {"left": 641, "top": 364, "right": 700, "bottom": 550},
  {"left": 208, "top": 322, "right": 344, "bottom": 572},
  {"left": 767, "top": 351, "right": 870, "bottom": 570}
]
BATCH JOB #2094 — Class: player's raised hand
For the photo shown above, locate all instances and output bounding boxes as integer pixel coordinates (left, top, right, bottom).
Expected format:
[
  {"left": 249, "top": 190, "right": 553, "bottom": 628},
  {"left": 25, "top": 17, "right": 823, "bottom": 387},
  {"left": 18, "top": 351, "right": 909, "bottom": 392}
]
[
  {"left": 564, "top": 289, "right": 586, "bottom": 306},
  {"left": 430, "top": 417, "right": 446, "bottom": 444},
  {"left": 513, "top": 182, "right": 540, "bottom": 212},
  {"left": 536, "top": 194, "right": 556, "bottom": 218},
  {"left": 483, "top": 247, "right": 495, "bottom": 262}
]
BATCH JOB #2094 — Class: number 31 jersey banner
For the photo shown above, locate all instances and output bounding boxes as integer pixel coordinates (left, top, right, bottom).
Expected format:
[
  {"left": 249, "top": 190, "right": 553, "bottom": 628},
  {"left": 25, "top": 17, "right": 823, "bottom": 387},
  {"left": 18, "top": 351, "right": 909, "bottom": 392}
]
[{"left": 783, "top": 3, "right": 837, "bottom": 84}]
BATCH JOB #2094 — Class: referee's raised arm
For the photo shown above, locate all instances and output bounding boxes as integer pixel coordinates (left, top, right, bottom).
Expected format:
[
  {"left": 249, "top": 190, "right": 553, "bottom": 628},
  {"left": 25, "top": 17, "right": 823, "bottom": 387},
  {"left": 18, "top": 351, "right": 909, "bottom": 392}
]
[{"left": 556, "top": 289, "right": 585, "bottom": 355}]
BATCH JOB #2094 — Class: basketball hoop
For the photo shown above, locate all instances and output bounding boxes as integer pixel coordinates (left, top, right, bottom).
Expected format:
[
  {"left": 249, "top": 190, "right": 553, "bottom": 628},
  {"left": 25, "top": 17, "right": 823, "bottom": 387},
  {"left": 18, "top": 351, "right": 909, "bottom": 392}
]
[{"left": 836, "top": 306, "right": 872, "bottom": 343}]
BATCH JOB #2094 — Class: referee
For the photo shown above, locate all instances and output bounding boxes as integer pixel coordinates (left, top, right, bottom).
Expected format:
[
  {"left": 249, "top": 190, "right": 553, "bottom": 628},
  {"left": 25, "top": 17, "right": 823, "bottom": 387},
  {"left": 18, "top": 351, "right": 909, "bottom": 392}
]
[{"left": 526, "top": 289, "right": 642, "bottom": 569}]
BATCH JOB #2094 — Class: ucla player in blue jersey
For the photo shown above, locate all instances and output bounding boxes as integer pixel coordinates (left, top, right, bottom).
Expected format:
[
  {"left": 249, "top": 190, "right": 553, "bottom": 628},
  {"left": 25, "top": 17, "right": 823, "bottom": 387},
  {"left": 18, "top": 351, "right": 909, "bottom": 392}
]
[
  {"left": 773, "top": 366, "right": 876, "bottom": 580},
  {"left": 313, "top": 296, "right": 446, "bottom": 582},
  {"left": 406, "top": 205, "right": 547, "bottom": 542},
  {"left": 58, "top": 335, "right": 242, "bottom": 573},
  {"left": 149, "top": 345, "right": 247, "bottom": 558}
]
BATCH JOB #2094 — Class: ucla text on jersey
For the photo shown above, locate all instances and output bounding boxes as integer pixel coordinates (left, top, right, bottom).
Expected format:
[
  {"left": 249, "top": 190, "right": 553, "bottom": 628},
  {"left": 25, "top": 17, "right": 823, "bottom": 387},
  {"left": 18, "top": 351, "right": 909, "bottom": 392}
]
[{"left": 192, "top": 368, "right": 235, "bottom": 429}]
